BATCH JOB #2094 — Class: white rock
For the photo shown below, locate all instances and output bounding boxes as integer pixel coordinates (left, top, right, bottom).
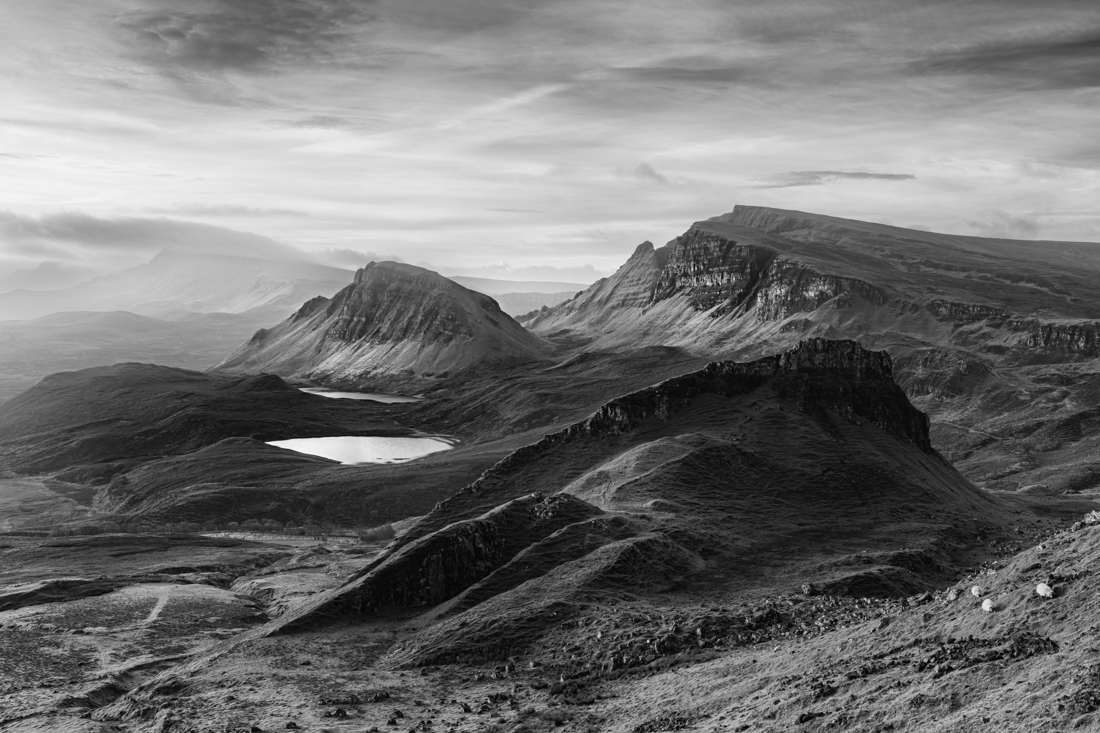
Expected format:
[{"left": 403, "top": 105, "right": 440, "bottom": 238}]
[
  {"left": 982, "top": 599, "right": 995, "bottom": 613},
  {"left": 970, "top": 585, "right": 982, "bottom": 598},
  {"left": 1036, "top": 583, "right": 1054, "bottom": 598}
]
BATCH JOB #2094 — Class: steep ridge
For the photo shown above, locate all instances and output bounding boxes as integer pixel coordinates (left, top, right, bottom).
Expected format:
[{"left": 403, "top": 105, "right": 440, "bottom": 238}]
[
  {"left": 526, "top": 207, "right": 1100, "bottom": 494},
  {"left": 215, "top": 262, "right": 551, "bottom": 386},
  {"left": 269, "top": 340, "right": 1015, "bottom": 651},
  {"left": 529, "top": 205, "right": 1100, "bottom": 351}
]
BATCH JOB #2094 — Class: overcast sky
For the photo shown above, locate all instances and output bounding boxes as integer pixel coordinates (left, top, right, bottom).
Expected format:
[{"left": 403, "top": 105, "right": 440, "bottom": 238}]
[{"left": 2, "top": 0, "right": 1098, "bottom": 282}]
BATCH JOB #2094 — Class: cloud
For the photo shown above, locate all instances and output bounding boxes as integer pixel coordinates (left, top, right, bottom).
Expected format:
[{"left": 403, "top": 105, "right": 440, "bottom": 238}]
[
  {"left": 0, "top": 260, "right": 99, "bottom": 293},
  {"left": 147, "top": 203, "right": 309, "bottom": 217},
  {"left": 758, "top": 171, "right": 917, "bottom": 188},
  {"left": 610, "top": 65, "right": 753, "bottom": 85},
  {"left": 0, "top": 211, "right": 309, "bottom": 265},
  {"left": 281, "top": 115, "right": 354, "bottom": 129},
  {"left": 116, "top": 0, "right": 376, "bottom": 75},
  {"left": 625, "top": 163, "right": 670, "bottom": 185},
  {"left": 910, "top": 29, "right": 1100, "bottom": 90},
  {"left": 434, "top": 262, "right": 608, "bottom": 284},
  {"left": 964, "top": 211, "right": 1041, "bottom": 240},
  {"left": 315, "top": 247, "right": 404, "bottom": 269}
]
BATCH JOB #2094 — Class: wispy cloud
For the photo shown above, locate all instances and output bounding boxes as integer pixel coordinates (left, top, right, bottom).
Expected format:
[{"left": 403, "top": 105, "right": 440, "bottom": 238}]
[
  {"left": 623, "top": 163, "right": 670, "bottom": 185},
  {"left": 0, "top": 211, "right": 308, "bottom": 273},
  {"left": 910, "top": 28, "right": 1100, "bottom": 90},
  {"left": 146, "top": 203, "right": 309, "bottom": 217},
  {"left": 965, "top": 210, "right": 1041, "bottom": 239},
  {"left": 757, "top": 171, "right": 917, "bottom": 189},
  {"left": 116, "top": 0, "right": 376, "bottom": 74},
  {"left": 316, "top": 247, "right": 404, "bottom": 269}
]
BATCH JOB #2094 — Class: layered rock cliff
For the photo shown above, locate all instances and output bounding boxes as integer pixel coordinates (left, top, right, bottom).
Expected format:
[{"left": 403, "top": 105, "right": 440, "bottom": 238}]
[{"left": 216, "top": 262, "right": 550, "bottom": 384}]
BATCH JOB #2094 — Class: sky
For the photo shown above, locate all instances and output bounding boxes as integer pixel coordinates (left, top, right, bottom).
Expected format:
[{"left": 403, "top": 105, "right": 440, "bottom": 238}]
[{"left": 1, "top": 0, "right": 1099, "bottom": 284}]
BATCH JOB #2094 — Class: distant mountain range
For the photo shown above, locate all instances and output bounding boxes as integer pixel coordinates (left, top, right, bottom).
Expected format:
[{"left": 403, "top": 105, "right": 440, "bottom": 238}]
[{"left": 0, "top": 250, "right": 353, "bottom": 322}]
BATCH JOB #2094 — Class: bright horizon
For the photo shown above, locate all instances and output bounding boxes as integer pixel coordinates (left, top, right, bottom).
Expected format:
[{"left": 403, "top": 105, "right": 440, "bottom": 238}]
[{"left": 2, "top": 0, "right": 1098, "bottom": 285}]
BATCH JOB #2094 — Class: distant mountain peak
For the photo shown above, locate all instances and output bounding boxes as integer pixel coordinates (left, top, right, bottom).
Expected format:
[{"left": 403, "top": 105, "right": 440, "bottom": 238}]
[{"left": 217, "top": 263, "right": 550, "bottom": 385}]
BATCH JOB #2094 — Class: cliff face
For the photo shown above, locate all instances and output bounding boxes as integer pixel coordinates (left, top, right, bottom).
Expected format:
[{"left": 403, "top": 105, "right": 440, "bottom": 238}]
[
  {"left": 651, "top": 234, "right": 775, "bottom": 311},
  {"left": 325, "top": 264, "right": 496, "bottom": 344},
  {"left": 1015, "top": 321, "right": 1100, "bottom": 358},
  {"left": 216, "top": 262, "right": 550, "bottom": 384},
  {"left": 530, "top": 223, "right": 886, "bottom": 340},
  {"left": 926, "top": 301, "right": 1010, "bottom": 323},
  {"left": 554, "top": 338, "right": 929, "bottom": 452}
]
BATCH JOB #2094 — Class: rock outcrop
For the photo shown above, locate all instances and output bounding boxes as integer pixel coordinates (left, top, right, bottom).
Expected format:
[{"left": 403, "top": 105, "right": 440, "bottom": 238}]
[{"left": 216, "top": 262, "right": 550, "bottom": 385}]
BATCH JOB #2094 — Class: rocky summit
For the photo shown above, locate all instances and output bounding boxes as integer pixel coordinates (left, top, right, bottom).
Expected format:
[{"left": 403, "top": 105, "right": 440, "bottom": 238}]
[{"left": 216, "top": 261, "right": 550, "bottom": 387}]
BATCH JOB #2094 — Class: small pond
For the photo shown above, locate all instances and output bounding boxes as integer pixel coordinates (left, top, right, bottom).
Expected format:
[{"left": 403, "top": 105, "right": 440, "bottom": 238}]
[
  {"left": 299, "top": 387, "right": 421, "bottom": 404},
  {"left": 266, "top": 436, "right": 453, "bottom": 464}
]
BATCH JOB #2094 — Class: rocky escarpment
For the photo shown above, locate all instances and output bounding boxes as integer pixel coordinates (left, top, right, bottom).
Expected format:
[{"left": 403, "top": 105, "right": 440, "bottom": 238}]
[
  {"left": 550, "top": 338, "right": 928, "bottom": 450},
  {"left": 926, "top": 300, "right": 1010, "bottom": 323},
  {"left": 1012, "top": 320, "right": 1100, "bottom": 359},
  {"left": 216, "top": 262, "right": 551, "bottom": 384},
  {"left": 651, "top": 230, "right": 887, "bottom": 320},
  {"left": 353, "top": 339, "right": 936, "bottom": 558},
  {"left": 532, "top": 226, "right": 887, "bottom": 335},
  {"left": 325, "top": 265, "right": 485, "bottom": 343},
  {"left": 277, "top": 492, "right": 605, "bottom": 625}
]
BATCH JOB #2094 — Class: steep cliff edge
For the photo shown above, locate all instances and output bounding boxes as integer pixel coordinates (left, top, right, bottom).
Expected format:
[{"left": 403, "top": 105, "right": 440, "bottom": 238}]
[{"left": 216, "top": 262, "right": 551, "bottom": 385}]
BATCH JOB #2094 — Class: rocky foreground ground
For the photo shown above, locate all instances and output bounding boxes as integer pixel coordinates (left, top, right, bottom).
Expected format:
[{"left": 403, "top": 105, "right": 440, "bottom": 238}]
[{"left": 1, "top": 510, "right": 1098, "bottom": 732}]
